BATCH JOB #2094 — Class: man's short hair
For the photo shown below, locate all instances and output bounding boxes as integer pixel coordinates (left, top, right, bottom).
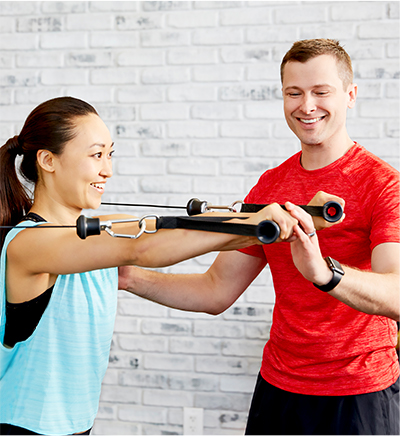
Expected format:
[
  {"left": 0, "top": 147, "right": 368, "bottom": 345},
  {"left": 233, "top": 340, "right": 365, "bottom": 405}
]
[{"left": 280, "top": 39, "right": 353, "bottom": 90}]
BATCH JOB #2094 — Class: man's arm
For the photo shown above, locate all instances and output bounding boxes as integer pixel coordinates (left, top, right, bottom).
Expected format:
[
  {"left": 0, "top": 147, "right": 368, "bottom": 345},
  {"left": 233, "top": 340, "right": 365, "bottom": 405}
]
[
  {"left": 286, "top": 202, "right": 400, "bottom": 321},
  {"left": 118, "top": 250, "right": 266, "bottom": 315}
]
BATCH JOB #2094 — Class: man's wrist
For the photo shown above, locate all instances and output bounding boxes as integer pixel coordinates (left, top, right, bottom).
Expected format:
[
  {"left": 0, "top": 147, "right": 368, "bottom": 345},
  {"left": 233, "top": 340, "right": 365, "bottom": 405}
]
[{"left": 313, "top": 257, "right": 345, "bottom": 292}]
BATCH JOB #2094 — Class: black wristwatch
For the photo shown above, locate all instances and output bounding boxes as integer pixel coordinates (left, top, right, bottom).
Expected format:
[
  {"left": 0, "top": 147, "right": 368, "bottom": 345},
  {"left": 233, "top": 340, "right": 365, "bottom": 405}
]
[{"left": 313, "top": 257, "right": 344, "bottom": 292}]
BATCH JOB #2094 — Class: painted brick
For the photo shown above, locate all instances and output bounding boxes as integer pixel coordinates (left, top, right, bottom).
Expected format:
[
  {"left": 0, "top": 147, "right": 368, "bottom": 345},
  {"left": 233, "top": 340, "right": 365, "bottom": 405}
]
[
  {"left": 0, "top": 71, "right": 37, "bottom": 87},
  {"left": 167, "top": 121, "right": 218, "bottom": 138},
  {"left": 194, "top": 2, "right": 243, "bottom": 10},
  {"left": 168, "top": 85, "right": 217, "bottom": 102},
  {"left": 220, "top": 121, "right": 271, "bottom": 138},
  {"left": 195, "top": 356, "right": 248, "bottom": 374},
  {"left": 16, "top": 52, "right": 63, "bottom": 68},
  {"left": 168, "top": 47, "right": 218, "bottom": 65},
  {"left": 221, "top": 46, "right": 272, "bottom": 63},
  {"left": 115, "top": 123, "right": 163, "bottom": 139},
  {"left": 90, "top": 31, "right": 138, "bottom": 48},
  {"left": 167, "top": 10, "right": 217, "bottom": 28},
  {"left": 141, "top": 30, "right": 190, "bottom": 47},
  {"left": 192, "top": 176, "right": 244, "bottom": 194},
  {"left": 118, "top": 334, "right": 168, "bottom": 352},
  {"left": 117, "top": 49, "right": 164, "bottom": 66},
  {"left": 195, "top": 392, "right": 252, "bottom": 412},
  {"left": 193, "top": 28, "right": 243, "bottom": 46},
  {"left": 222, "top": 339, "right": 265, "bottom": 358},
  {"left": 168, "top": 373, "right": 218, "bottom": 391},
  {"left": 119, "top": 405, "right": 167, "bottom": 424},
  {"left": 191, "top": 140, "right": 243, "bottom": 157},
  {"left": 140, "top": 140, "right": 189, "bottom": 157},
  {"left": 140, "top": 176, "right": 192, "bottom": 194},
  {"left": 100, "top": 385, "right": 142, "bottom": 404},
  {"left": 41, "top": 2, "right": 85, "bottom": 13},
  {"left": 41, "top": 68, "right": 87, "bottom": 85},
  {"left": 0, "top": 33, "right": 38, "bottom": 50},
  {"left": 141, "top": 319, "right": 191, "bottom": 335},
  {"left": 144, "top": 353, "right": 194, "bottom": 371},
  {"left": 169, "top": 157, "right": 218, "bottom": 176},
  {"left": 118, "top": 297, "right": 169, "bottom": 317},
  {"left": 92, "top": 420, "right": 140, "bottom": 436},
  {"left": 17, "top": 16, "right": 63, "bottom": 32},
  {"left": 140, "top": 103, "right": 189, "bottom": 120},
  {"left": 65, "top": 86, "right": 112, "bottom": 103},
  {"left": 194, "top": 65, "right": 244, "bottom": 82},
  {"left": 142, "top": 67, "right": 190, "bottom": 84},
  {"left": 246, "top": 26, "right": 297, "bottom": 43},
  {"left": 115, "top": 13, "right": 162, "bottom": 30},
  {"left": 120, "top": 371, "right": 168, "bottom": 389},
  {"left": 359, "top": 20, "right": 399, "bottom": 39},
  {"left": 40, "top": 32, "right": 87, "bottom": 49},
  {"left": 194, "top": 321, "right": 244, "bottom": 338},
  {"left": 117, "top": 86, "right": 164, "bottom": 103},
  {"left": 143, "top": 2, "right": 190, "bottom": 12},
  {"left": 220, "top": 7, "right": 271, "bottom": 26},
  {"left": 220, "top": 84, "right": 272, "bottom": 101},
  {"left": 331, "top": 3, "right": 384, "bottom": 21},
  {"left": 170, "top": 337, "right": 221, "bottom": 355},
  {"left": 89, "top": 2, "right": 138, "bottom": 12},
  {"left": 0, "top": 1, "right": 38, "bottom": 15},
  {"left": 91, "top": 68, "right": 138, "bottom": 85},
  {"left": 143, "top": 389, "right": 193, "bottom": 407},
  {"left": 275, "top": 5, "right": 327, "bottom": 23},
  {"left": 220, "top": 375, "right": 257, "bottom": 393}
]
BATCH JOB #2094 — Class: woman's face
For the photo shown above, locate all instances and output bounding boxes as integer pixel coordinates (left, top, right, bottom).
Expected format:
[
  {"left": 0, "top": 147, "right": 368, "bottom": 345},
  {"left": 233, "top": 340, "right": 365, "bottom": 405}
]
[{"left": 51, "top": 113, "right": 114, "bottom": 211}]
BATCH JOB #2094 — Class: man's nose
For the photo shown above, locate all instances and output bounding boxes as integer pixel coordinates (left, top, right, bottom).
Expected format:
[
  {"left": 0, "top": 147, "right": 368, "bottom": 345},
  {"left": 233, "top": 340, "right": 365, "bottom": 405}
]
[{"left": 299, "top": 94, "right": 317, "bottom": 114}]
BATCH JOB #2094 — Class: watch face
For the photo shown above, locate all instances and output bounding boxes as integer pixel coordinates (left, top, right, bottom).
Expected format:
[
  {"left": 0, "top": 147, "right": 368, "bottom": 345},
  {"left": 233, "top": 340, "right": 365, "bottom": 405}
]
[{"left": 327, "top": 257, "right": 344, "bottom": 275}]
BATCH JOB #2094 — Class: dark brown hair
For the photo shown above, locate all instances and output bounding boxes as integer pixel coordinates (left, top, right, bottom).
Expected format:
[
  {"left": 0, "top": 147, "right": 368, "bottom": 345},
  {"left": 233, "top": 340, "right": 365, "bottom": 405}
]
[
  {"left": 280, "top": 39, "right": 353, "bottom": 90},
  {"left": 0, "top": 96, "right": 98, "bottom": 249}
]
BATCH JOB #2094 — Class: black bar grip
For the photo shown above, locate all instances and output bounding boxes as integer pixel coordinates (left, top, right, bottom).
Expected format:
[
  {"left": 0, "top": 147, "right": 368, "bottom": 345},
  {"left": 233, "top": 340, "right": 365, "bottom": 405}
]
[
  {"left": 76, "top": 216, "right": 101, "bottom": 239},
  {"left": 186, "top": 198, "right": 206, "bottom": 215},
  {"left": 256, "top": 220, "right": 281, "bottom": 244}
]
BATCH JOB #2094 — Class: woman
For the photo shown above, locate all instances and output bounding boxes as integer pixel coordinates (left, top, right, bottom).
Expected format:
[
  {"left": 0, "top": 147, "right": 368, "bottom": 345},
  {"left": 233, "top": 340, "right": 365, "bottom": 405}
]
[{"left": 0, "top": 97, "right": 297, "bottom": 435}]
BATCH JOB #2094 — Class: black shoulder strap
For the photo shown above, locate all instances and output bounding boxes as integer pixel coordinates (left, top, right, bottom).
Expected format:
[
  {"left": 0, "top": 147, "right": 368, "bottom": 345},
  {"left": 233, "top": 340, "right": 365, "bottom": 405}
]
[{"left": 23, "top": 212, "right": 47, "bottom": 223}]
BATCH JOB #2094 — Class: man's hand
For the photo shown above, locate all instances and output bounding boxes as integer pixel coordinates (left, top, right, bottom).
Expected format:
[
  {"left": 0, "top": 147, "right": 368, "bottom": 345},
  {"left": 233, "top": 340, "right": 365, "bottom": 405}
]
[{"left": 308, "top": 190, "right": 345, "bottom": 230}]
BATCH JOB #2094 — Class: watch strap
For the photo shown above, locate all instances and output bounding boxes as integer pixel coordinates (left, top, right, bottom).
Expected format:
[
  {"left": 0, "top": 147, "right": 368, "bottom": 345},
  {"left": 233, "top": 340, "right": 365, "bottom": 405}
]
[{"left": 313, "top": 257, "right": 344, "bottom": 292}]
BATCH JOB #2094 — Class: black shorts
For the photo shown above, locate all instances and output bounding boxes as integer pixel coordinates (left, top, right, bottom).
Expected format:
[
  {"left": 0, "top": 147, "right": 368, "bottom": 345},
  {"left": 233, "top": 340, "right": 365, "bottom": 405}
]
[
  {"left": 245, "top": 373, "right": 400, "bottom": 435},
  {"left": 0, "top": 424, "right": 91, "bottom": 435}
]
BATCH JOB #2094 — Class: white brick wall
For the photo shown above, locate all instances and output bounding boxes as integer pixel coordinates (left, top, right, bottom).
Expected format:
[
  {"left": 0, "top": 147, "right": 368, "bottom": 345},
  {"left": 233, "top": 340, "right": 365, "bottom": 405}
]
[{"left": 1, "top": 1, "right": 399, "bottom": 434}]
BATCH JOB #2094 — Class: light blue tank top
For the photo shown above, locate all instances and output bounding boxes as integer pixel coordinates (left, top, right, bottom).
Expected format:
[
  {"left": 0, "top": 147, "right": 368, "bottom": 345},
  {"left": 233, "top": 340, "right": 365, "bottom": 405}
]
[{"left": 0, "top": 221, "right": 118, "bottom": 435}]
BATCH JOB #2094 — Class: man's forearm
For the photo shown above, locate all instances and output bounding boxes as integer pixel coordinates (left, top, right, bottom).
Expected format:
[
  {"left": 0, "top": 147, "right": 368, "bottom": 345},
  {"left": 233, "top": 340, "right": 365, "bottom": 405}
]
[{"left": 328, "top": 267, "right": 399, "bottom": 321}]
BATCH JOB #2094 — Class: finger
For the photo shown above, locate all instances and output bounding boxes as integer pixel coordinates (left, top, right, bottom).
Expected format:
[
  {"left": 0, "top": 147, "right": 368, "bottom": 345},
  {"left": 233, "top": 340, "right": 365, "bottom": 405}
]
[{"left": 285, "top": 202, "right": 315, "bottom": 233}]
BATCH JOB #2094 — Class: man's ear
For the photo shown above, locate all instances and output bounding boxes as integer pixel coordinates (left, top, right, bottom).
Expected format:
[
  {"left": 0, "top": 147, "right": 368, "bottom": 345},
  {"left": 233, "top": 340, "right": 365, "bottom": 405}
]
[
  {"left": 347, "top": 83, "right": 357, "bottom": 109},
  {"left": 36, "top": 149, "right": 56, "bottom": 173}
]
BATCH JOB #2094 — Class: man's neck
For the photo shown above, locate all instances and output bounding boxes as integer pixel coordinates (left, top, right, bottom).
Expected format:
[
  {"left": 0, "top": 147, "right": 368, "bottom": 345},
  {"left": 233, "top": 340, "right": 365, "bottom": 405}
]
[{"left": 300, "top": 137, "right": 355, "bottom": 171}]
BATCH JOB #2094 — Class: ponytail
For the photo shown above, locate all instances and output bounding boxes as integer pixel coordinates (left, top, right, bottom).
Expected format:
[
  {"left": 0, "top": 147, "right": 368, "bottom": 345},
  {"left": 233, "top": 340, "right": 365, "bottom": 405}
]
[{"left": 0, "top": 136, "right": 32, "bottom": 249}]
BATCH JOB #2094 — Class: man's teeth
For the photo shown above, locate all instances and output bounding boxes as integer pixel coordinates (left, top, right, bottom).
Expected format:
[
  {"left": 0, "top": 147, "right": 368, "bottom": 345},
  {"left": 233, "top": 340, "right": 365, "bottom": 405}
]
[{"left": 300, "top": 117, "right": 323, "bottom": 124}]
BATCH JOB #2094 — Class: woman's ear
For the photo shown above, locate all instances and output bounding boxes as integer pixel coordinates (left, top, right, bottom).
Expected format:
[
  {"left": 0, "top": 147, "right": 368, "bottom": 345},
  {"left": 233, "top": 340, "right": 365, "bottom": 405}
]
[{"left": 36, "top": 149, "right": 56, "bottom": 173}]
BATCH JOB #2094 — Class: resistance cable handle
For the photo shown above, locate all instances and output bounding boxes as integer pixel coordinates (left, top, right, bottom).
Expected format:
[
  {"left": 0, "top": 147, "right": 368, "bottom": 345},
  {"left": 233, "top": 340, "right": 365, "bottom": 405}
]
[
  {"left": 76, "top": 215, "right": 281, "bottom": 244},
  {"left": 186, "top": 198, "right": 343, "bottom": 223}
]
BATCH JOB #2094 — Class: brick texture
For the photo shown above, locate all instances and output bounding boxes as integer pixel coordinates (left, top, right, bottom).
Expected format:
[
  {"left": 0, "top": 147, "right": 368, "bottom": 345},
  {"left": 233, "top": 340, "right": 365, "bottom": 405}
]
[{"left": 1, "top": 2, "right": 398, "bottom": 435}]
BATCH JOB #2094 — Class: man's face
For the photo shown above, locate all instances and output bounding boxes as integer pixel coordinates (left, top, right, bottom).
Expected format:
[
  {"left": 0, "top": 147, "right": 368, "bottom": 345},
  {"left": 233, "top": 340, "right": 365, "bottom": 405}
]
[{"left": 282, "top": 55, "right": 356, "bottom": 150}]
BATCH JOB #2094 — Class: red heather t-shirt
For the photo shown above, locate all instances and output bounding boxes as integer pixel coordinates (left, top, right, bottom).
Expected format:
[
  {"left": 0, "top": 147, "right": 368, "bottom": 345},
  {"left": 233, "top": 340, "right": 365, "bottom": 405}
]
[{"left": 240, "top": 143, "right": 399, "bottom": 396}]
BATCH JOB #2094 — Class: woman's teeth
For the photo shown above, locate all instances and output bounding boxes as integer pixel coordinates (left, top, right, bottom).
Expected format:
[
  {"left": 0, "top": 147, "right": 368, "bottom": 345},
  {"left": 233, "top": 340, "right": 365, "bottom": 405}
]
[
  {"left": 300, "top": 117, "right": 323, "bottom": 124},
  {"left": 91, "top": 183, "right": 104, "bottom": 192}
]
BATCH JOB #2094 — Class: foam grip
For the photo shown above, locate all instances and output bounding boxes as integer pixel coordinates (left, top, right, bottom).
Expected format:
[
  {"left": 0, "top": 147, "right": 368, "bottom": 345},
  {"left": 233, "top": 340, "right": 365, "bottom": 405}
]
[
  {"left": 76, "top": 216, "right": 101, "bottom": 239},
  {"left": 322, "top": 201, "right": 343, "bottom": 223},
  {"left": 186, "top": 198, "right": 206, "bottom": 216},
  {"left": 256, "top": 220, "right": 280, "bottom": 244}
]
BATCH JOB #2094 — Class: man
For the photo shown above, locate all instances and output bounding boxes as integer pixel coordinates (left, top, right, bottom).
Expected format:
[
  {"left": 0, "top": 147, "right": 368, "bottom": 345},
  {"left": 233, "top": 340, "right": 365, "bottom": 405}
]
[{"left": 119, "top": 39, "right": 399, "bottom": 435}]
